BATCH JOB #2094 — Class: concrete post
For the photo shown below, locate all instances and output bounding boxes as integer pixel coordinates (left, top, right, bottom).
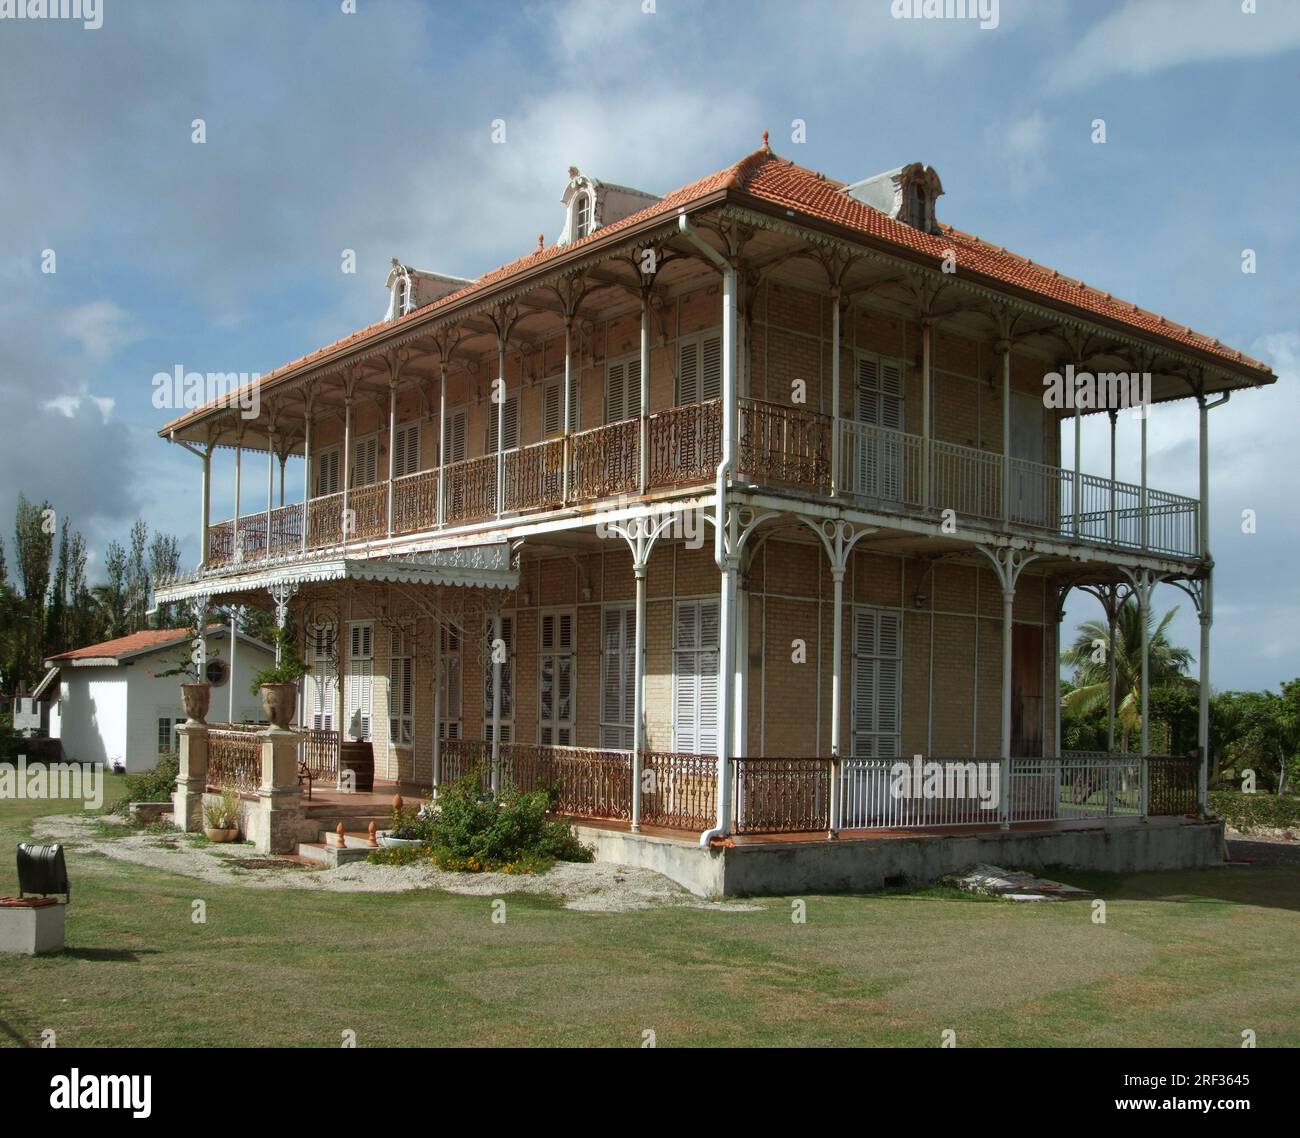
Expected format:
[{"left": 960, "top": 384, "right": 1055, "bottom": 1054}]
[
  {"left": 173, "top": 722, "right": 209, "bottom": 832},
  {"left": 255, "top": 727, "right": 304, "bottom": 854}
]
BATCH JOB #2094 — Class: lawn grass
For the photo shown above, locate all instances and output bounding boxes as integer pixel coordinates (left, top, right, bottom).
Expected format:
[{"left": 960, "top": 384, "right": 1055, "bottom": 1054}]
[{"left": 1, "top": 781, "right": 1297, "bottom": 1048}]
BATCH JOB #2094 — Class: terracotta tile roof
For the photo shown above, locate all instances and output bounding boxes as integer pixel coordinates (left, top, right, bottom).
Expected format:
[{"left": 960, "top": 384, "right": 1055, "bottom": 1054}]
[
  {"left": 46, "top": 625, "right": 226, "bottom": 663},
  {"left": 160, "top": 146, "right": 1272, "bottom": 435}
]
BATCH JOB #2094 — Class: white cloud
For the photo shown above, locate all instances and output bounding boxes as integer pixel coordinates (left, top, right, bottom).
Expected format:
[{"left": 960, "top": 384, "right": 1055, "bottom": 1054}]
[
  {"left": 991, "top": 110, "right": 1050, "bottom": 193},
  {"left": 1048, "top": 0, "right": 1300, "bottom": 91},
  {"left": 43, "top": 390, "right": 116, "bottom": 422},
  {"left": 63, "top": 300, "right": 141, "bottom": 362}
]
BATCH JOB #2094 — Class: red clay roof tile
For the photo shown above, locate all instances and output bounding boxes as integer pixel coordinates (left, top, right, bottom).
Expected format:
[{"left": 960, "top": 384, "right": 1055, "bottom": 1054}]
[{"left": 160, "top": 146, "right": 1272, "bottom": 434}]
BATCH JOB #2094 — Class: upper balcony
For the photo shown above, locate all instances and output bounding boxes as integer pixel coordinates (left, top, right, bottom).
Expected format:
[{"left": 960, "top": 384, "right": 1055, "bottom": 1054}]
[{"left": 203, "top": 395, "right": 1199, "bottom": 571}]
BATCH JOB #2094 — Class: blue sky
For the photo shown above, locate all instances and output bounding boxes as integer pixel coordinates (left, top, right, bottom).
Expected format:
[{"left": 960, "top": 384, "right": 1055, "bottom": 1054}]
[{"left": 1, "top": 0, "right": 1297, "bottom": 690}]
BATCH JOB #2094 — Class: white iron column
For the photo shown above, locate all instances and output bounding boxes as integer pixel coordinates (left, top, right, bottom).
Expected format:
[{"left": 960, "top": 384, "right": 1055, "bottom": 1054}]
[
  {"left": 432, "top": 630, "right": 443, "bottom": 790},
  {"left": 920, "top": 317, "right": 932, "bottom": 509},
  {"left": 232, "top": 439, "right": 243, "bottom": 560},
  {"left": 1107, "top": 592, "right": 1119, "bottom": 754},
  {"left": 490, "top": 607, "right": 503, "bottom": 794},
  {"left": 997, "top": 339, "right": 1011, "bottom": 524},
  {"left": 638, "top": 292, "right": 650, "bottom": 493},
  {"left": 437, "top": 360, "right": 448, "bottom": 527},
  {"left": 1072, "top": 400, "right": 1082, "bottom": 536},
  {"left": 829, "top": 564, "right": 845, "bottom": 835},
  {"left": 562, "top": 319, "right": 573, "bottom": 505},
  {"left": 265, "top": 430, "right": 274, "bottom": 556},
  {"left": 830, "top": 288, "right": 841, "bottom": 495},
  {"left": 631, "top": 562, "right": 647, "bottom": 831},
  {"left": 227, "top": 609, "right": 237, "bottom": 723},
  {"left": 1139, "top": 404, "right": 1149, "bottom": 551},
  {"left": 495, "top": 341, "right": 507, "bottom": 518},
  {"left": 386, "top": 373, "right": 398, "bottom": 538},
  {"left": 1139, "top": 571, "right": 1151, "bottom": 756},
  {"left": 1197, "top": 394, "right": 1211, "bottom": 810},
  {"left": 712, "top": 265, "right": 740, "bottom": 840},
  {"left": 1107, "top": 409, "right": 1118, "bottom": 543},
  {"left": 341, "top": 395, "right": 353, "bottom": 545},
  {"left": 200, "top": 444, "right": 211, "bottom": 567},
  {"left": 301, "top": 409, "right": 312, "bottom": 554}
]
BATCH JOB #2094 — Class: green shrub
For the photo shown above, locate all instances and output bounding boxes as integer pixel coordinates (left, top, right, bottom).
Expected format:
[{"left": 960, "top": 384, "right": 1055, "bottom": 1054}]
[
  {"left": 1209, "top": 790, "right": 1300, "bottom": 833},
  {"left": 117, "top": 753, "right": 180, "bottom": 809},
  {"left": 426, "top": 771, "right": 592, "bottom": 867}
]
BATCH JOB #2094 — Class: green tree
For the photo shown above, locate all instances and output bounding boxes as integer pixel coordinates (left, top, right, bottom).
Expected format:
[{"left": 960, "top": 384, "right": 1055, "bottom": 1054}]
[
  {"left": 1061, "top": 598, "right": 1194, "bottom": 754},
  {"left": 12, "top": 496, "right": 55, "bottom": 689}
]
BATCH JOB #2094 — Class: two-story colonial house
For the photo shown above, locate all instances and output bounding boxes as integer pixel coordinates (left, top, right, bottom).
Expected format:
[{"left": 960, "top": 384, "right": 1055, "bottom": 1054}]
[{"left": 154, "top": 140, "right": 1274, "bottom": 884}]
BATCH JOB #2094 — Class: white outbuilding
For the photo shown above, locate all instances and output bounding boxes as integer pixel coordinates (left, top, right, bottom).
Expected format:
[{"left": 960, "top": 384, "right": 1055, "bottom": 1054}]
[{"left": 42, "top": 626, "right": 275, "bottom": 772}]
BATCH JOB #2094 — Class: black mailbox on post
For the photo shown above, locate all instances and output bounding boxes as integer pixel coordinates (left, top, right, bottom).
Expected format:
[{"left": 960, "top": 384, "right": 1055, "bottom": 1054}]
[{"left": 17, "top": 843, "right": 70, "bottom": 903}]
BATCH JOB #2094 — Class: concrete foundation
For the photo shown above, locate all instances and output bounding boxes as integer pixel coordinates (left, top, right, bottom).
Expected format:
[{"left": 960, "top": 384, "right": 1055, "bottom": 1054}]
[
  {"left": 575, "top": 816, "right": 1227, "bottom": 899},
  {"left": 0, "top": 901, "right": 66, "bottom": 955}
]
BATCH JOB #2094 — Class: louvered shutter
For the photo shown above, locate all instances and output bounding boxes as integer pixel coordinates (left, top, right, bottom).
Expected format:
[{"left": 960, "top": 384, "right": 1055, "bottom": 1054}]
[
  {"left": 601, "top": 606, "right": 634, "bottom": 749},
  {"left": 352, "top": 437, "right": 378, "bottom": 488},
  {"left": 309, "top": 624, "right": 336, "bottom": 731},
  {"left": 678, "top": 339, "right": 699, "bottom": 406},
  {"left": 438, "top": 624, "right": 462, "bottom": 740},
  {"left": 851, "top": 608, "right": 902, "bottom": 758},
  {"left": 542, "top": 382, "right": 562, "bottom": 437},
  {"left": 316, "top": 449, "right": 340, "bottom": 497},
  {"left": 394, "top": 422, "right": 420, "bottom": 477},
  {"left": 855, "top": 354, "right": 906, "bottom": 499},
  {"left": 673, "top": 600, "right": 720, "bottom": 756},
  {"left": 347, "top": 623, "right": 373, "bottom": 741},
  {"left": 485, "top": 394, "right": 519, "bottom": 453},
  {"left": 606, "top": 357, "right": 639, "bottom": 424},
  {"left": 444, "top": 409, "right": 468, "bottom": 464},
  {"left": 540, "top": 611, "right": 575, "bottom": 745}
]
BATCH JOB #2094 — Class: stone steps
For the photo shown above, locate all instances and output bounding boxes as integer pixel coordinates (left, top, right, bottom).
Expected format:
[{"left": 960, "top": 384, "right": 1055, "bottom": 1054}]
[{"left": 296, "top": 831, "right": 381, "bottom": 867}]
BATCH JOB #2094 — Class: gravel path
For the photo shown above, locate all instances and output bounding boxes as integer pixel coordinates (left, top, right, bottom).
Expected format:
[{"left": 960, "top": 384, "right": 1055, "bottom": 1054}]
[{"left": 32, "top": 814, "right": 762, "bottom": 914}]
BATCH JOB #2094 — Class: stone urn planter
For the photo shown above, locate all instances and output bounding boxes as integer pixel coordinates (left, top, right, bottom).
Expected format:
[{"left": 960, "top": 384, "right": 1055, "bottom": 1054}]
[
  {"left": 203, "top": 827, "right": 239, "bottom": 843},
  {"left": 259, "top": 682, "right": 299, "bottom": 729},
  {"left": 181, "top": 681, "right": 212, "bottom": 724},
  {"left": 376, "top": 831, "right": 424, "bottom": 850}
]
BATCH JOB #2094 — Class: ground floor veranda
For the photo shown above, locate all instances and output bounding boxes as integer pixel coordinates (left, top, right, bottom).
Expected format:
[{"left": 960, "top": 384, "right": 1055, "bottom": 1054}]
[{"left": 160, "top": 505, "right": 1208, "bottom": 845}]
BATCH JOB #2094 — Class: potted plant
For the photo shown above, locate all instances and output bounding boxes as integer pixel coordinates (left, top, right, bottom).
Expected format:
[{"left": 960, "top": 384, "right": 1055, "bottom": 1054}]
[
  {"left": 250, "top": 625, "right": 309, "bottom": 730},
  {"left": 151, "top": 614, "right": 217, "bottom": 724},
  {"left": 377, "top": 799, "right": 436, "bottom": 849},
  {"left": 203, "top": 785, "right": 242, "bottom": 842}
]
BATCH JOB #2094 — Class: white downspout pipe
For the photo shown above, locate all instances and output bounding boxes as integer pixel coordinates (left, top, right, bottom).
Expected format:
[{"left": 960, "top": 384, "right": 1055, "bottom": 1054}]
[{"left": 679, "top": 212, "right": 737, "bottom": 847}]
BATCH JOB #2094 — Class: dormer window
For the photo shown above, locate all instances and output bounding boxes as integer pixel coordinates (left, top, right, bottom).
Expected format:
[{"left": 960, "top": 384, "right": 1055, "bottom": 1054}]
[
  {"left": 907, "top": 182, "right": 928, "bottom": 229},
  {"left": 572, "top": 193, "right": 592, "bottom": 240}
]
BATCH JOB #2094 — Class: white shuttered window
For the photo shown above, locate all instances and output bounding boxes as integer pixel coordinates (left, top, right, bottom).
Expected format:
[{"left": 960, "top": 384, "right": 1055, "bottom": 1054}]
[
  {"left": 393, "top": 422, "right": 421, "bottom": 478},
  {"left": 539, "top": 610, "right": 575, "bottom": 745},
  {"left": 438, "top": 625, "right": 462, "bottom": 741},
  {"left": 673, "top": 599, "right": 720, "bottom": 755},
  {"left": 389, "top": 626, "right": 413, "bottom": 746},
  {"left": 676, "top": 330, "right": 722, "bottom": 405},
  {"left": 346, "top": 622, "right": 373, "bottom": 741},
  {"left": 605, "top": 354, "right": 640, "bottom": 424},
  {"left": 600, "top": 606, "right": 635, "bottom": 749},
  {"left": 307, "top": 623, "right": 337, "bottom": 731},
  {"left": 851, "top": 607, "right": 902, "bottom": 758}
]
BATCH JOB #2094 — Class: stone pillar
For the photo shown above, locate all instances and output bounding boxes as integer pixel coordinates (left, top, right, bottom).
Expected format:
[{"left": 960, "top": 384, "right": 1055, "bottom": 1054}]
[
  {"left": 173, "top": 722, "right": 209, "bottom": 832},
  {"left": 256, "top": 728, "right": 304, "bottom": 854}
]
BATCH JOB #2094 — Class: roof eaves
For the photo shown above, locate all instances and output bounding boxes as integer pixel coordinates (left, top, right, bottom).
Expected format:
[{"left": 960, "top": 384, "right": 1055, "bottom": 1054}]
[
  {"left": 725, "top": 190, "right": 1276, "bottom": 387},
  {"left": 157, "top": 186, "right": 733, "bottom": 439}
]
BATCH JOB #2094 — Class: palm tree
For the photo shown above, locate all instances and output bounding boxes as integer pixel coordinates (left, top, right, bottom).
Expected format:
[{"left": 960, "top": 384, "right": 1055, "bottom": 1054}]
[{"left": 1061, "top": 598, "right": 1194, "bottom": 754}]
